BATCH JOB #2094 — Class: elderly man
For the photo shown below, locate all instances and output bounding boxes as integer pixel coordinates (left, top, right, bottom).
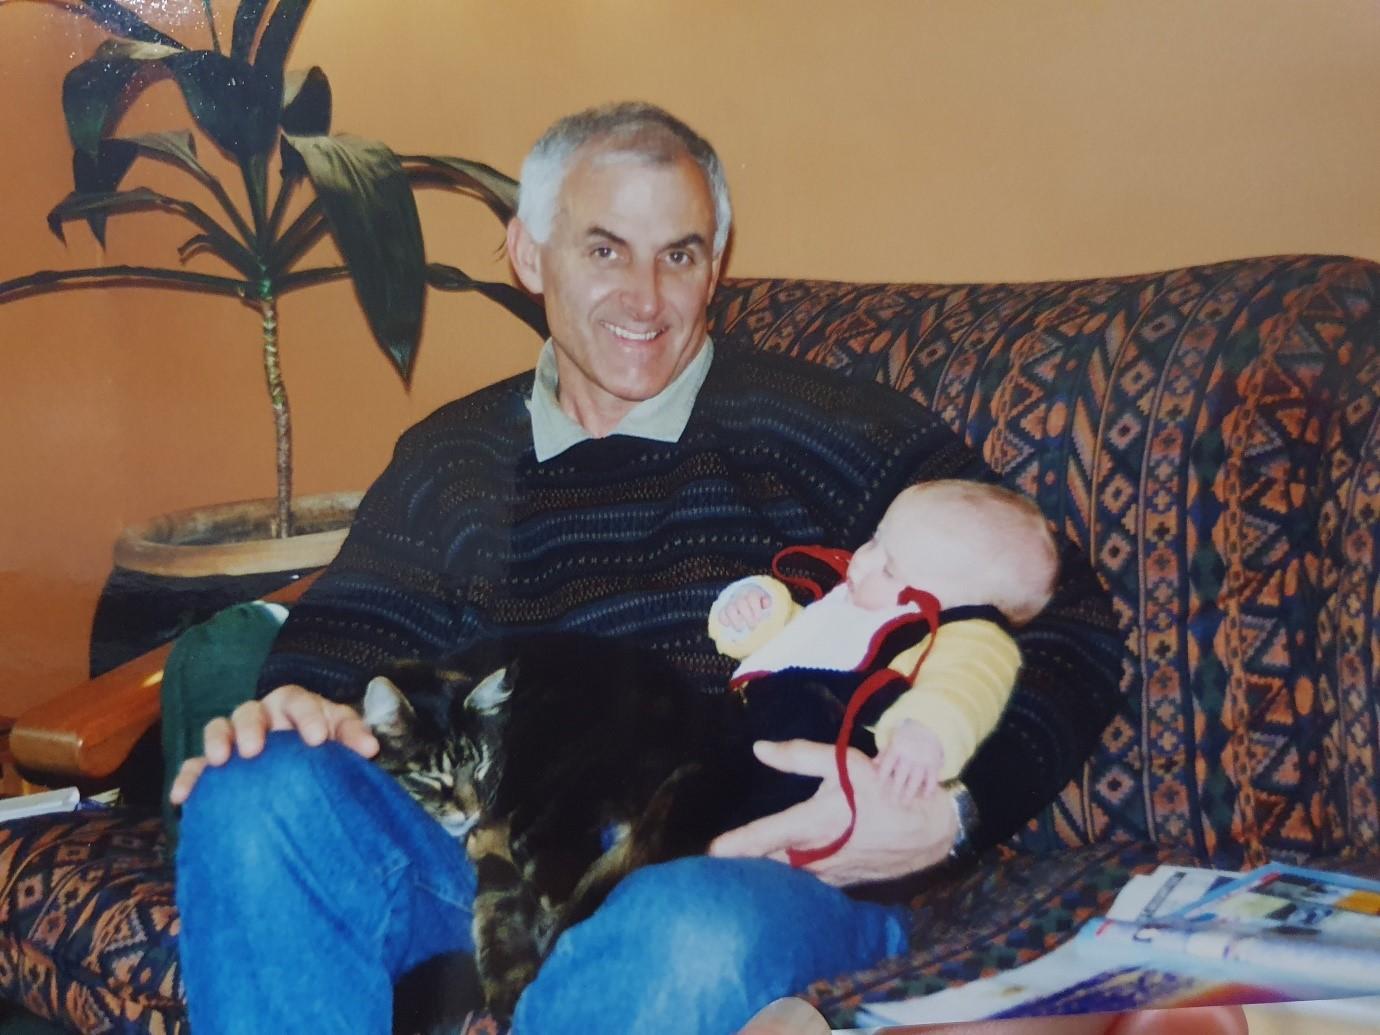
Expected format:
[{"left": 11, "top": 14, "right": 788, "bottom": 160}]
[{"left": 173, "top": 103, "right": 1122, "bottom": 1034}]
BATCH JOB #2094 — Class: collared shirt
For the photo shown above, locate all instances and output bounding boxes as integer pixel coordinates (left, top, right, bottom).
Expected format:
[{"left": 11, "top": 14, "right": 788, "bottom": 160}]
[{"left": 525, "top": 337, "right": 715, "bottom": 461}]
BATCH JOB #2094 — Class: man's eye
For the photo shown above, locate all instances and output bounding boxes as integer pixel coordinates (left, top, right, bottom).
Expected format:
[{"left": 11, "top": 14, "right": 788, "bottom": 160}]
[
  {"left": 666, "top": 250, "right": 693, "bottom": 266},
  {"left": 591, "top": 245, "right": 616, "bottom": 260}
]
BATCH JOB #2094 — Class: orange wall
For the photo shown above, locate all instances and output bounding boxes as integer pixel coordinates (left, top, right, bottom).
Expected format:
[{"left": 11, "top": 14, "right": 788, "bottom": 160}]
[{"left": 3, "top": 0, "right": 1380, "bottom": 716}]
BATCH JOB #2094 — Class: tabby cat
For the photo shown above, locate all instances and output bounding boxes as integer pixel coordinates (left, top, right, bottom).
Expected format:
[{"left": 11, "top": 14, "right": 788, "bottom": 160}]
[{"left": 363, "top": 632, "right": 757, "bottom": 1028}]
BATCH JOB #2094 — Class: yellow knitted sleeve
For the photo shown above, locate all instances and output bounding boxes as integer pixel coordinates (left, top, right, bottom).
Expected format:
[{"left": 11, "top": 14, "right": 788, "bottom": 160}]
[
  {"left": 870, "top": 619, "right": 1021, "bottom": 780},
  {"left": 707, "top": 575, "right": 801, "bottom": 660}
]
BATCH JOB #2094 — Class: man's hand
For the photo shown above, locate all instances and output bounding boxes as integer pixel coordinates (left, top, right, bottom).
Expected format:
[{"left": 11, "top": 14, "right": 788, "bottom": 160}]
[
  {"left": 167, "top": 684, "right": 379, "bottom": 805},
  {"left": 708, "top": 739, "right": 957, "bottom": 885}
]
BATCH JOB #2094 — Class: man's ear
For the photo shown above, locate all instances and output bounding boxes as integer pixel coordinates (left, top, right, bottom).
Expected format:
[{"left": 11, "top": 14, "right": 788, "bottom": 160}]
[
  {"left": 710, "top": 251, "right": 725, "bottom": 292},
  {"left": 507, "top": 216, "right": 544, "bottom": 295}
]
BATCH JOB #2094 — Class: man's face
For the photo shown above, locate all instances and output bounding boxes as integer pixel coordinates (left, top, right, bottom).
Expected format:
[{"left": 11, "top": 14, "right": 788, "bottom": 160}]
[{"left": 509, "top": 148, "right": 723, "bottom": 436}]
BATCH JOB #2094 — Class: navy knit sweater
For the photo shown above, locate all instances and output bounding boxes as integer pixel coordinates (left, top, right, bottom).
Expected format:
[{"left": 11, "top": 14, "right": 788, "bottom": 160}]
[{"left": 260, "top": 345, "right": 1122, "bottom": 851}]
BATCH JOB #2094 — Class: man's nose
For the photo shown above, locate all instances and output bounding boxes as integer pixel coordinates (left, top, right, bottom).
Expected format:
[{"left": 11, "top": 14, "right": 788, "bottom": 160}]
[{"left": 620, "top": 262, "right": 661, "bottom": 320}]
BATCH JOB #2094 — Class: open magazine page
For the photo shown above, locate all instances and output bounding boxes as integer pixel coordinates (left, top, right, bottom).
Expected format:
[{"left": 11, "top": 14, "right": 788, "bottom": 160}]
[
  {"left": 1169, "top": 863, "right": 1380, "bottom": 933},
  {"left": 857, "top": 863, "right": 1380, "bottom": 1027}
]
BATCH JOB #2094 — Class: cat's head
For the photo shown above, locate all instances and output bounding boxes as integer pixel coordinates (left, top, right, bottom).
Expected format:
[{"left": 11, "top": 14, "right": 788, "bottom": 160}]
[{"left": 362, "top": 657, "right": 518, "bottom": 829}]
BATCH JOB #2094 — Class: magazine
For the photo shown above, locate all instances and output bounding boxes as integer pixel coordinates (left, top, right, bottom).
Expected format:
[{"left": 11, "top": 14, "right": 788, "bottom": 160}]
[
  {"left": 857, "top": 862, "right": 1380, "bottom": 1026},
  {"left": 0, "top": 786, "right": 78, "bottom": 821}
]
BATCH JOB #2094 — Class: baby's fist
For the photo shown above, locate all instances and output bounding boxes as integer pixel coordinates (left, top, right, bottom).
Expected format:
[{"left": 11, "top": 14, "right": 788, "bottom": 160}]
[{"left": 716, "top": 583, "right": 774, "bottom": 634}]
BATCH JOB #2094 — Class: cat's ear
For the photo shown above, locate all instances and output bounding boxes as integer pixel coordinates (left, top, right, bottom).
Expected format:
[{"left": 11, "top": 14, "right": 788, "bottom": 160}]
[
  {"left": 362, "top": 676, "right": 415, "bottom": 731},
  {"left": 464, "top": 666, "right": 513, "bottom": 715}
]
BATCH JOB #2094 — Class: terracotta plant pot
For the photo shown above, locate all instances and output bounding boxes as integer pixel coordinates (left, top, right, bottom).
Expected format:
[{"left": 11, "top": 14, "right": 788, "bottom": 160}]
[{"left": 89, "top": 492, "right": 362, "bottom": 679}]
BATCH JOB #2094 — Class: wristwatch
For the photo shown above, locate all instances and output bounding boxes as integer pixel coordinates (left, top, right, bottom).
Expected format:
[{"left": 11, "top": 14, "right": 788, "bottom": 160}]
[{"left": 942, "top": 778, "right": 978, "bottom": 863}]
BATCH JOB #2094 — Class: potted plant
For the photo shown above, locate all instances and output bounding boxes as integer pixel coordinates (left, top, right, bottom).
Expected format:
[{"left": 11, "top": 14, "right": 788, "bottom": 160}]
[{"left": 0, "top": 0, "right": 546, "bottom": 674}]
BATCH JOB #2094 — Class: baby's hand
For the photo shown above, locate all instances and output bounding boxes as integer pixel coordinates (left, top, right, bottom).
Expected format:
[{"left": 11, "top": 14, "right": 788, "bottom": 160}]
[
  {"left": 874, "top": 719, "right": 946, "bottom": 802},
  {"left": 715, "top": 582, "right": 775, "bottom": 635}
]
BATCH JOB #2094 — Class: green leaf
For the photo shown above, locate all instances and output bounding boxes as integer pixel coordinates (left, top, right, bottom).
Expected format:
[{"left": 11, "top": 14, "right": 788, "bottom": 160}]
[
  {"left": 427, "top": 263, "right": 548, "bottom": 338},
  {"left": 61, "top": 40, "right": 179, "bottom": 158},
  {"left": 70, "top": 137, "right": 138, "bottom": 243},
  {"left": 269, "top": 200, "right": 325, "bottom": 268},
  {"left": 282, "top": 133, "right": 425, "bottom": 382},
  {"left": 231, "top": 0, "right": 272, "bottom": 60},
  {"left": 281, "top": 67, "right": 331, "bottom": 135},
  {"left": 254, "top": 0, "right": 311, "bottom": 76},
  {"left": 164, "top": 51, "right": 283, "bottom": 159},
  {"left": 122, "top": 131, "right": 257, "bottom": 245},
  {"left": 178, "top": 233, "right": 217, "bottom": 262},
  {"left": 126, "top": 131, "right": 214, "bottom": 184},
  {"left": 46, "top": 188, "right": 259, "bottom": 276},
  {"left": 402, "top": 155, "right": 518, "bottom": 223},
  {"left": 60, "top": 42, "right": 282, "bottom": 163},
  {"left": 0, "top": 264, "right": 251, "bottom": 304}
]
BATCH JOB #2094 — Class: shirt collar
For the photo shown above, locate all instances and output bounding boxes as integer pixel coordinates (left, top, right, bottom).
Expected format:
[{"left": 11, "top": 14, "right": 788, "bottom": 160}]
[{"left": 526, "top": 337, "right": 715, "bottom": 462}]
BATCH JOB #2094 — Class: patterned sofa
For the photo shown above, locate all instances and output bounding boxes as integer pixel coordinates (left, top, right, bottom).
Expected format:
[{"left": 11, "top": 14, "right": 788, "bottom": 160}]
[{"left": 3, "top": 254, "right": 1380, "bottom": 1032}]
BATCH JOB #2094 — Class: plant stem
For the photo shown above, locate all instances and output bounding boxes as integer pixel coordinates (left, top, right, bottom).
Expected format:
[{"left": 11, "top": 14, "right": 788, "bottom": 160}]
[
  {"left": 242, "top": 156, "right": 269, "bottom": 246},
  {"left": 267, "top": 173, "right": 301, "bottom": 243},
  {"left": 201, "top": 0, "right": 222, "bottom": 53},
  {"left": 259, "top": 293, "right": 293, "bottom": 539}
]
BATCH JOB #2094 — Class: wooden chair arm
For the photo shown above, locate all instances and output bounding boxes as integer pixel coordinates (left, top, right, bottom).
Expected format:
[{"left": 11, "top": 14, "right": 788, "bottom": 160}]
[{"left": 10, "top": 572, "right": 320, "bottom": 782}]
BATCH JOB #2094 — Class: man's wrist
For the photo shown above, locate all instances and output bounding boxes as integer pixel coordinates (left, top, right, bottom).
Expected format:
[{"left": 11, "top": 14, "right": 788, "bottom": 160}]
[{"left": 941, "top": 778, "right": 978, "bottom": 863}]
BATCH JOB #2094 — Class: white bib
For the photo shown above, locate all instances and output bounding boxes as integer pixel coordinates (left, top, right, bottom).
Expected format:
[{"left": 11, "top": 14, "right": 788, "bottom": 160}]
[{"left": 732, "top": 585, "right": 919, "bottom": 678}]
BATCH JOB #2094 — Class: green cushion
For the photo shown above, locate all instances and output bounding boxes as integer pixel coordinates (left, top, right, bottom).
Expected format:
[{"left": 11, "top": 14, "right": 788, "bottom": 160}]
[{"left": 160, "top": 601, "right": 287, "bottom": 841}]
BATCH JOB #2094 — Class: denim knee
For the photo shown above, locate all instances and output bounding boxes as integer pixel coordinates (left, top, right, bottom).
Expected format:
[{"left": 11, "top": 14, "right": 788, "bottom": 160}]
[
  {"left": 178, "top": 733, "right": 367, "bottom": 871},
  {"left": 595, "top": 856, "right": 775, "bottom": 986}
]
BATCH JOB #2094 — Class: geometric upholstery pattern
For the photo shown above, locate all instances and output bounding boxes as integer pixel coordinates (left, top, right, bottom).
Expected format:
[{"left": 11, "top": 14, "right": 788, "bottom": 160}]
[
  {"left": 4, "top": 255, "right": 1380, "bottom": 1032},
  {"left": 0, "top": 812, "right": 180, "bottom": 1034}
]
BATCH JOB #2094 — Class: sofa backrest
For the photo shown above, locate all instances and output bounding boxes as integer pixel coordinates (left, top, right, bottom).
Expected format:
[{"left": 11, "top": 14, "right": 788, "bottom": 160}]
[{"left": 709, "top": 255, "right": 1380, "bottom": 867}]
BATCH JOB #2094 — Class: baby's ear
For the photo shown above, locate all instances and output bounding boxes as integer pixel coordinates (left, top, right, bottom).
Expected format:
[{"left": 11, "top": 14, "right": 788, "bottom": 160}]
[{"left": 362, "top": 676, "right": 413, "bottom": 731}]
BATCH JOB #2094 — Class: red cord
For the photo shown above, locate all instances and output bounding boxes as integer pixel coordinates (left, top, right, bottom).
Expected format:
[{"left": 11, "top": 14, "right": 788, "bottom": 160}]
[{"left": 787, "top": 587, "right": 941, "bottom": 868}]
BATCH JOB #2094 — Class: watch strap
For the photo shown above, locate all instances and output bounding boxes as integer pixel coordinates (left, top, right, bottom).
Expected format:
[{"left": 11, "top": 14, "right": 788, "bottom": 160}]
[{"left": 942, "top": 777, "right": 978, "bottom": 863}]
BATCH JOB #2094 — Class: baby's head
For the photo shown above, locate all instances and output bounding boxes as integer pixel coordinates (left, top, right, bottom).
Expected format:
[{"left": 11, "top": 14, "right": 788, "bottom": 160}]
[{"left": 845, "top": 480, "right": 1059, "bottom": 625}]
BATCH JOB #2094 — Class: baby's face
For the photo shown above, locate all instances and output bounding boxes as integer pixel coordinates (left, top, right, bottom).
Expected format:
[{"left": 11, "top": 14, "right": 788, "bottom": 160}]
[
  {"left": 844, "top": 532, "right": 910, "bottom": 609},
  {"left": 845, "top": 490, "right": 977, "bottom": 610}
]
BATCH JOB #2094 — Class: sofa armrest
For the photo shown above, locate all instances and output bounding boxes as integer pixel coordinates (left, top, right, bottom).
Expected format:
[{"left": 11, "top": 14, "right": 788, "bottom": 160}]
[{"left": 10, "top": 572, "right": 321, "bottom": 782}]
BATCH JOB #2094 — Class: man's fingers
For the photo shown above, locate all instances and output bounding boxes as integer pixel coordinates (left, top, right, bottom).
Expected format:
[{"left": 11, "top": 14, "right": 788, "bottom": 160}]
[
  {"left": 278, "top": 690, "right": 332, "bottom": 745},
  {"left": 228, "top": 699, "right": 272, "bottom": 758},
  {"left": 1106, "top": 1005, "right": 1249, "bottom": 1035},
  {"left": 329, "top": 706, "right": 380, "bottom": 758},
  {"left": 201, "top": 716, "right": 234, "bottom": 765},
  {"left": 736, "top": 997, "right": 830, "bottom": 1034},
  {"left": 709, "top": 797, "right": 826, "bottom": 859},
  {"left": 168, "top": 757, "right": 207, "bottom": 805}
]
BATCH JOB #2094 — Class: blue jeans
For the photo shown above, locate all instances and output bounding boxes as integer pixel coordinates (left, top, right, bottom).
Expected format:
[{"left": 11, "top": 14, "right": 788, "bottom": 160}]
[{"left": 176, "top": 732, "right": 911, "bottom": 1034}]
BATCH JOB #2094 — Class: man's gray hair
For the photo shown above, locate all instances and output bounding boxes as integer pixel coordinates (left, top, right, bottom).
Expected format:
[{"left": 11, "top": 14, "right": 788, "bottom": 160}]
[{"left": 517, "top": 101, "right": 733, "bottom": 257}]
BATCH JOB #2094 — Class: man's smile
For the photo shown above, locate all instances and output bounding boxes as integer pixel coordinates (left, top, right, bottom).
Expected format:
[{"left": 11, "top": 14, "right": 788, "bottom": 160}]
[{"left": 602, "top": 321, "right": 665, "bottom": 342}]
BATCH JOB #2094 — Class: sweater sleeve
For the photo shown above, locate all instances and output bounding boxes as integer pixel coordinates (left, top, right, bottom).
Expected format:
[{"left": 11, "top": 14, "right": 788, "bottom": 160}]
[
  {"left": 871, "top": 619, "right": 1021, "bottom": 781},
  {"left": 256, "top": 414, "right": 474, "bottom": 702}
]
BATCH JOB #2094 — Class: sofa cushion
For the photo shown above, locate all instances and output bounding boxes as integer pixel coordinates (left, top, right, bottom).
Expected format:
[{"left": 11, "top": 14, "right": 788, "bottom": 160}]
[
  {"left": 0, "top": 808, "right": 1230, "bottom": 1035},
  {"left": 0, "top": 811, "right": 181, "bottom": 1035}
]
